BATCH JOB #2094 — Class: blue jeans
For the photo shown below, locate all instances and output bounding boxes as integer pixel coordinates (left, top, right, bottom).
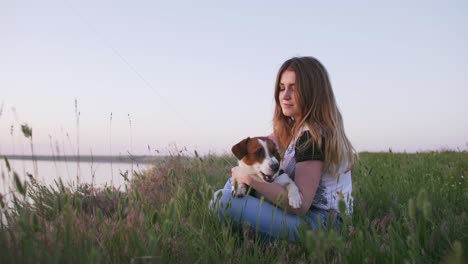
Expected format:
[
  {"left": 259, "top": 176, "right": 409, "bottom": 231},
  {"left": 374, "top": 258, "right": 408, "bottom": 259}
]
[{"left": 209, "top": 179, "right": 342, "bottom": 241}]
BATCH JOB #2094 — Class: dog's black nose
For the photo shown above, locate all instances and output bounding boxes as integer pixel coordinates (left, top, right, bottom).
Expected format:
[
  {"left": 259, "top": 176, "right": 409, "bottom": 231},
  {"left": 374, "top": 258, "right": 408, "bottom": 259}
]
[{"left": 271, "top": 163, "right": 279, "bottom": 172}]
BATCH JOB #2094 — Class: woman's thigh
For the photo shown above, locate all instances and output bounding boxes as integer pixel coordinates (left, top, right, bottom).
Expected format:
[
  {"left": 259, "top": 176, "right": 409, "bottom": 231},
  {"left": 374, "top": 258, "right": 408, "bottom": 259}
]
[
  {"left": 210, "top": 179, "right": 303, "bottom": 240},
  {"left": 211, "top": 189, "right": 301, "bottom": 240},
  {"left": 210, "top": 179, "right": 338, "bottom": 240}
]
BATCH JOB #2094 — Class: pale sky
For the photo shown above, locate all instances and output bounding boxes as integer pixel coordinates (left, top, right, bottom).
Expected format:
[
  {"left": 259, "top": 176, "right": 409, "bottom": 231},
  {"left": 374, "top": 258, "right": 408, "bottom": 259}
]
[{"left": 1, "top": 0, "right": 467, "bottom": 156}]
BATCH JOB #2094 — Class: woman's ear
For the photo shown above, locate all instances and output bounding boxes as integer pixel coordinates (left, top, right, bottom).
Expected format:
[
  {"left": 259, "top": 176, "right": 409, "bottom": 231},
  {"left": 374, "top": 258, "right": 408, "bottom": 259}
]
[{"left": 231, "top": 137, "right": 250, "bottom": 160}]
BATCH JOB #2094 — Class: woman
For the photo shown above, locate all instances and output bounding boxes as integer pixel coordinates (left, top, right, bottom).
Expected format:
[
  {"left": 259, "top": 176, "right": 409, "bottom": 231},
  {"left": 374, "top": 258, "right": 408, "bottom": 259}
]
[{"left": 210, "top": 56, "right": 356, "bottom": 241}]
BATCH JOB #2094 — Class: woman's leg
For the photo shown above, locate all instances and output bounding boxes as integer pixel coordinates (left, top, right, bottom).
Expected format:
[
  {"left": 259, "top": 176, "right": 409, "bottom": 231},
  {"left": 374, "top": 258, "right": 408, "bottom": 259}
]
[
  {"left": 210, "top": 179, "right": 306, "bottom": 240},
  {"left": 210, "top": 179, "right": 341, "bottom": 241}
]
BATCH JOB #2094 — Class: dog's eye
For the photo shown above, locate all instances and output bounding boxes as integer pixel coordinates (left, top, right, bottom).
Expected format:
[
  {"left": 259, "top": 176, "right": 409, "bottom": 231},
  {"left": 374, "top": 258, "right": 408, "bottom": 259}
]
[
  {"left": 255, "top": 149, "right": 264, "bottom": 158},
  {"left": 273, "top": 151, "right": 280, "bottom": 160}
]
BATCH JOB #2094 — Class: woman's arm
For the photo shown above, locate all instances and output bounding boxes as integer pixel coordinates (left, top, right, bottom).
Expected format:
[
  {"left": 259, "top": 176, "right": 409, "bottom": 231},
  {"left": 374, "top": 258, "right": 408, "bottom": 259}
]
[{"left": 231, "top": 160, "right": 322, "bottom": 216}]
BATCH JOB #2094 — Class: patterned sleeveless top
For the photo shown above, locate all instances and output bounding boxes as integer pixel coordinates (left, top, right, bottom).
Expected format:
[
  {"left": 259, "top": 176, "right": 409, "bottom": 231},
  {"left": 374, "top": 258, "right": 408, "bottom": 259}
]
[{"left": 281, "top": 126, "right": 353, "bottom": 214}]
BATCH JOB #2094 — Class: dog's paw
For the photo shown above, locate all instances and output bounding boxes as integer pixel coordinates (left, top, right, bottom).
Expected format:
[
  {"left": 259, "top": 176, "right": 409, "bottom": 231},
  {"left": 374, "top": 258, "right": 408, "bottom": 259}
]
[
  {"left": 232, "top": 184, "right": 247, "bottom": 198},
  {"left": 232, "top": 190, "right": 245, "bottom": 198},
  {"left": 288, "top": 190, "right": 302, "bottom": 209}
]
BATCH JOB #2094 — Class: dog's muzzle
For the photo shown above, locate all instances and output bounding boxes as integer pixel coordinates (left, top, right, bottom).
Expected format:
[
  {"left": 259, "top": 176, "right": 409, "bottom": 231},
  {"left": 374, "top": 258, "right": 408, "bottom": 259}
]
[{"left": 261, "top": 172, "right": 275, "bottom": 183}]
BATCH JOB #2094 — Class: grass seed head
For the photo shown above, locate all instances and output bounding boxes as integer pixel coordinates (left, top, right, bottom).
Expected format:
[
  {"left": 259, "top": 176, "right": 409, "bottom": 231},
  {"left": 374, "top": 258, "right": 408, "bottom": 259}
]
[{"left": 21, "top": 123, "right": 33, "bottom": 138}]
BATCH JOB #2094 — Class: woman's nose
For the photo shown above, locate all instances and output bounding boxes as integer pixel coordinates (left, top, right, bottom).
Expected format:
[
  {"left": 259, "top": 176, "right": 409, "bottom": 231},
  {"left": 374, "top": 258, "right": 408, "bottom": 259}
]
[{"left": 282, "top": 88, "right": 292, "bottom": 99}]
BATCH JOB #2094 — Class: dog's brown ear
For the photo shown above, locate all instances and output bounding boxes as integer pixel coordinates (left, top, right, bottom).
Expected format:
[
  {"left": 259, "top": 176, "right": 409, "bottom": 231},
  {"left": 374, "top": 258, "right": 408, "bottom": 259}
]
[{"left": 232, "top": 137, "right": 250, "bottom": 160}]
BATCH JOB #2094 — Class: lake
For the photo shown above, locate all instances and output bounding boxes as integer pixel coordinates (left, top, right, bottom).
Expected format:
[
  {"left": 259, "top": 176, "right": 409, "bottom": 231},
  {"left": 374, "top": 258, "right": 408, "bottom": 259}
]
[{"left": 0, "top": 158, "right": 153, "bottom": 193}]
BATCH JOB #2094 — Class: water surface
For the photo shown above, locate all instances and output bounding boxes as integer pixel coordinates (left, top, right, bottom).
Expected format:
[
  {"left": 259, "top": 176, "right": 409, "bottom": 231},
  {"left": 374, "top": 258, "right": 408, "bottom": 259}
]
[{"left": 0, "top": 158, "right": 151, "bottom": 193}]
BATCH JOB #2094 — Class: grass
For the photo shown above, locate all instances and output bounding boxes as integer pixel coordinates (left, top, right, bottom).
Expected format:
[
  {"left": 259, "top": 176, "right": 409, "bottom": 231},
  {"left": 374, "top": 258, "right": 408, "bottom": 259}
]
[{"left": 0, "top": 150, "right": 466, "bottom": 263}]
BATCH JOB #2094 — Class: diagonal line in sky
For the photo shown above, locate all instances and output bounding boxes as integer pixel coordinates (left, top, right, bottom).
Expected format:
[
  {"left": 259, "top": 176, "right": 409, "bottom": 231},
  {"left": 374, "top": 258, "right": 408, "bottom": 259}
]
[{"left": 61, "top": 0, "right": 195, "bottom": 131}]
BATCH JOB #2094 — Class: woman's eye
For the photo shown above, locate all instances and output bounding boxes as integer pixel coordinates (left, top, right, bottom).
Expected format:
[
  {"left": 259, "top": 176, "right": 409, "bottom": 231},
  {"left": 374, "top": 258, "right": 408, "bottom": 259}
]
[{"left": 279, "top": 86, "right": 285, "bottom": 91}]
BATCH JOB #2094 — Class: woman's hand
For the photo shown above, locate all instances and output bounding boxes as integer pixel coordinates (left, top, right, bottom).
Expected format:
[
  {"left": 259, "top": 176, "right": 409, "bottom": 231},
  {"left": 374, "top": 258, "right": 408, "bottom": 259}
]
[{"left": 230, "top": 166, "right": 252, "bottom": 186}]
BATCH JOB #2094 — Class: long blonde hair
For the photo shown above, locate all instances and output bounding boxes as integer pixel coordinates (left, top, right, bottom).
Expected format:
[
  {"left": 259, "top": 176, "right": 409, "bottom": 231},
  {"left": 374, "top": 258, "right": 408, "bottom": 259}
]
[{"left": 273, "top": 56, "right": 356, "bottom": 176}]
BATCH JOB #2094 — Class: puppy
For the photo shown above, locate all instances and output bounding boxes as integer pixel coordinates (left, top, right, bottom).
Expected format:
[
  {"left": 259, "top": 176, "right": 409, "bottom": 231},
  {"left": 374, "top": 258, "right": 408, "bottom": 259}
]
[{"left": 231, "top": 137, "right": 302, "bottom": 209}]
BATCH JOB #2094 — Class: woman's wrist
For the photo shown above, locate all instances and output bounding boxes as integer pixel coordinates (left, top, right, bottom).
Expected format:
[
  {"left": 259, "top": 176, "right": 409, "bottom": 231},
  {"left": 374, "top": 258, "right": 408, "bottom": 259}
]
[
  {"left": 244, "top": 174, "right": 253, "bottom": 186},
  {"left": 247, "top": 176, "right": 259, "bottom": 188}
]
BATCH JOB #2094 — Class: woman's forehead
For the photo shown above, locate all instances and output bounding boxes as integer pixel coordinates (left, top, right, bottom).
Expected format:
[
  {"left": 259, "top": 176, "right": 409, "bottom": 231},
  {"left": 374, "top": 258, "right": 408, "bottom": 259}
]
[{"left": 280, "top": 70, "right": 296, "bottom": 83}]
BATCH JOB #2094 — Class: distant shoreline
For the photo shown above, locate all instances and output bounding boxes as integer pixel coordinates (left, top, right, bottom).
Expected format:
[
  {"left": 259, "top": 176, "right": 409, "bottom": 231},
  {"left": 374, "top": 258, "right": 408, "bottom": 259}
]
[{"left": 1, "top": 155, "right": 160, "bottom": 164}]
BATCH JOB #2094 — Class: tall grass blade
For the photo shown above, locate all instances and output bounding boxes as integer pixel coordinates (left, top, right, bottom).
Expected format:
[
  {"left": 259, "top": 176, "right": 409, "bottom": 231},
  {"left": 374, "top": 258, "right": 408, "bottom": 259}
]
[
  {"left": 13, "top": 171, "right": 26, "bottom": 196},
  {"left": 3, "top": 156, "right": 10, "bottom": 172},
  {"left": 0, "top": 193, "right": 4, "bottom": 209}
]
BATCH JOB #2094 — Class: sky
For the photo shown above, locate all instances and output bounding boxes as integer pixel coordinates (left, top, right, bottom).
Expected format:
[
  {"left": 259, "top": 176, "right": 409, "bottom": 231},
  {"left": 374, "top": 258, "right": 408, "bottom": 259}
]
[{"left": 0, "top": 0, "right": 467, "bottom": 156}]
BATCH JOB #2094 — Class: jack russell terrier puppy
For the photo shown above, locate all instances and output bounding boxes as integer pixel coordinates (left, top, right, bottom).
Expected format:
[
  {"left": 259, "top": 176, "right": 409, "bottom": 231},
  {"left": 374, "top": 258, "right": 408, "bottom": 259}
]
[{"left": 231, "top": 137, "right": 302, "bottom": 209}]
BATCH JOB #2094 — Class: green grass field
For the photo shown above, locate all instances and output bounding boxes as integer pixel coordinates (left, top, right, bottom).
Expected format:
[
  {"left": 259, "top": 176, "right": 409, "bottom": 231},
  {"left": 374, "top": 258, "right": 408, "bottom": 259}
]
[{"left": 0, "top": 151, "right": 466, "bottom": 263}]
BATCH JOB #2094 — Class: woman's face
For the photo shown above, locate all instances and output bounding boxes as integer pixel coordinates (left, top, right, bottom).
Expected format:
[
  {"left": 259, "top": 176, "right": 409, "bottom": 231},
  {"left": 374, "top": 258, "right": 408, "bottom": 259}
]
[{"left": 279, "top": 70, "right": 301, "bottom": 122}]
